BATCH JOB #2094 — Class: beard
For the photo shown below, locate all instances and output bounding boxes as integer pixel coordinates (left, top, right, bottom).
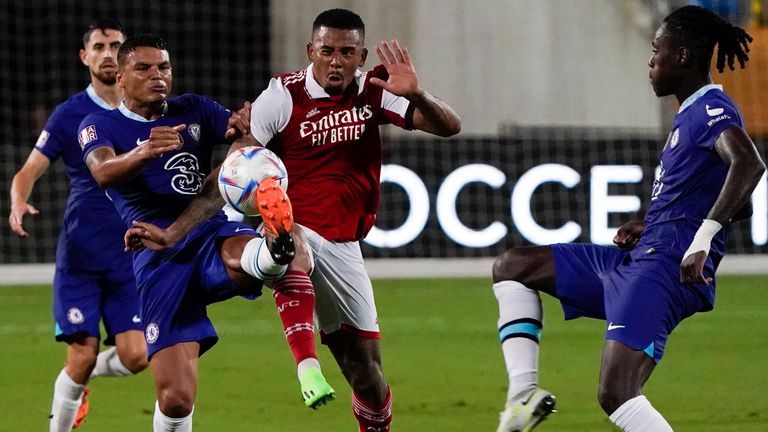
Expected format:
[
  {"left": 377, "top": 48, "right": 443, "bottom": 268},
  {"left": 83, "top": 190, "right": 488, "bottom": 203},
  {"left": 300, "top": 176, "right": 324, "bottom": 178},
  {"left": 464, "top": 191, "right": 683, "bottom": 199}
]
[
  {"left": 93, "top": 70, "right": 117, "bottom": 86},
  {"left": 323, "top": 85, "right": 343, "bottom": 95}
]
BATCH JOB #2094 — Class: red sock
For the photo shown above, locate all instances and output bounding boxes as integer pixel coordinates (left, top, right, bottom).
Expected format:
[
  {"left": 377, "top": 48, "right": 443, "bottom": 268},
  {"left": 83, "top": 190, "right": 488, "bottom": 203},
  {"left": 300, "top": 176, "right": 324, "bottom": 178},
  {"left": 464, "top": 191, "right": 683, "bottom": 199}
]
[
  {"left": 353, "top": 386, "right": 392, "bottom": 432},
  {"left": 271, "top": 270, "right": 317, "bottom": 363}
]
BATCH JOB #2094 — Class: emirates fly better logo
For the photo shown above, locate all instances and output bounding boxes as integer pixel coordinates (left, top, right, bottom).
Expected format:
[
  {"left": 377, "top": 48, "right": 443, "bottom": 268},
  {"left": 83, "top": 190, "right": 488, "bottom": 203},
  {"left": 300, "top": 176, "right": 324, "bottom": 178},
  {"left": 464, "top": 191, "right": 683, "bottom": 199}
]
[{"left": 299, "top": 105, "right": 373, "bottom": 146}]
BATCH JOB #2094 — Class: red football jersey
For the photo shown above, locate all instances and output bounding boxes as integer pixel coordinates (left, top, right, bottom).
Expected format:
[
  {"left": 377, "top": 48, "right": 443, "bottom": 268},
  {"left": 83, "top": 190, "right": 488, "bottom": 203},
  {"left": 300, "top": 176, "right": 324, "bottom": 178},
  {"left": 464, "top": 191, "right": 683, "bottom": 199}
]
[{"left": 250, "top": 64, "right": 413, "bottom": 241}]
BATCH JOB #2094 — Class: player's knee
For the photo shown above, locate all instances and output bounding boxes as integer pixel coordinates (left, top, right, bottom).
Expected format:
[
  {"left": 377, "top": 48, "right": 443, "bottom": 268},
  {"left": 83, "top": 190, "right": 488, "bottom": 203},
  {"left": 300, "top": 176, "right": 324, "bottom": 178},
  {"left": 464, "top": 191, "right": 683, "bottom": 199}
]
[
  {"left": 597, "top": 380, "right": 635, "bottom": 415},
  {"left": 119, "top": 346, "right": 149, "bottom": 374},
  {"left": 67, "top": 342, "right": 99, "bottom": 379},
  {"left": 492, "top": 248, "right": 527, "bottom": 283},
  {"left": 157, "top": 389, "right": 195, "bottom": 418},
  {"left": 347, "top": 361, "right": 387, "bottom": 404}
]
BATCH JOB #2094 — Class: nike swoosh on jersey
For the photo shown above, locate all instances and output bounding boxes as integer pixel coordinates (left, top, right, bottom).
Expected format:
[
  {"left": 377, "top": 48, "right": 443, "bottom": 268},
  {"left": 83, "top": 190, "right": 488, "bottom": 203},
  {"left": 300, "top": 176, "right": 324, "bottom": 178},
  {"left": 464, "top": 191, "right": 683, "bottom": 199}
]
[
  {"left": 607, "top": 322, "right": 626, "bottom": 331},
  {"left": 235, "top": 227, "right": 255, "bottom": 233},
  {"left": 705, "top": 104, "right": 724, "bottom": 116},
  {"left": 136, "top": 138, "right": 149, "bottom": 146},
  {"left": 132, "top": 315, "right": 141, "bottom": 323}
]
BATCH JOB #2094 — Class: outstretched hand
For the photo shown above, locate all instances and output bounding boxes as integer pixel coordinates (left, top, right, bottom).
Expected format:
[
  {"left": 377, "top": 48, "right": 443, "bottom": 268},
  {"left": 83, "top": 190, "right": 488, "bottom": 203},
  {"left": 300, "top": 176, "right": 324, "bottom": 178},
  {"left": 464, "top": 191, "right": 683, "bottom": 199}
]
[
  {"left": 8, "top": 202, "right": 39, "bottom": 237},
  {"left": 370, "top": 39, "right": 422, "bottom": 99},
  {"left": 124, "top": 221, "right": 180, "bottom": 252}
]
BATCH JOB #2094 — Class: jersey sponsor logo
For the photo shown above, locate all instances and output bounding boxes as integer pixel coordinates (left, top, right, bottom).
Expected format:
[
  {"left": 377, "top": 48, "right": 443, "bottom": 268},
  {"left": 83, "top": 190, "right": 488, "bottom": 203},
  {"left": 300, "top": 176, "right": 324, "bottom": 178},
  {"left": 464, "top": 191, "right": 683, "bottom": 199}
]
[
  {"left": 299, "top": 105, "right": 373, "bottom": 146},
  {"left": 607, "top": 322, "right": 625, "bottom": 330},
  {"left": 35, "top": 130, "right": 50, "bottom": 149},
  {"left": 669, "top": 128, "right": 679, "bottom": 149},
  {"left": 707, "top": 114, "right": 731, "bottom": 127},
  {"left": 188, "top": 123, "right": 201, "bottom": 142},
  {"left": 132, "top": 315, "right": 141, "bottom": 323},
  {"left": 145, "top": 323, "right": 160, "bottom": 344},
  {"left": 705, "top": 104, "right": 724, "bottom": 116},
  {"left": 67, "top": 307, "right": 84, "bottom": 324},
  {"left": 164, "top": 152, "right": 204, "bottom": 195},
  {"left": 78, "top": 125, "right": 97, "bottom": 149}
]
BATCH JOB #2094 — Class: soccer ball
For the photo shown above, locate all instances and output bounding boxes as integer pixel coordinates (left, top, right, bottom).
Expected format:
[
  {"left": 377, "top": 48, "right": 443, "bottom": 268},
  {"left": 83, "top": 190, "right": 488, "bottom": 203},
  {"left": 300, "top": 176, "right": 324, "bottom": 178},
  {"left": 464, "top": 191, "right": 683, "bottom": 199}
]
[{"left": 218, "top": 146, "right": 288, "bottom": 216}]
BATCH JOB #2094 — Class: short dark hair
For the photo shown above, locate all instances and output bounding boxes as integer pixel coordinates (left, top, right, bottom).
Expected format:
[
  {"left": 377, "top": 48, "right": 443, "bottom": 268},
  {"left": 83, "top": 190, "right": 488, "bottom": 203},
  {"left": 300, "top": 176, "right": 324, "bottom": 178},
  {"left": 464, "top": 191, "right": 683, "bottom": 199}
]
[
  {"left": 117, "top": 34, "right": 167, "bottom": 67},
  {"left": 312, "top": 8, "right": 365, "bottom": 36},
  {"left": 83, "top": 19, "right": 125, "bottom": 47},
  {"left": 663, "top": 5, "right": 752, "bottom": 73}
]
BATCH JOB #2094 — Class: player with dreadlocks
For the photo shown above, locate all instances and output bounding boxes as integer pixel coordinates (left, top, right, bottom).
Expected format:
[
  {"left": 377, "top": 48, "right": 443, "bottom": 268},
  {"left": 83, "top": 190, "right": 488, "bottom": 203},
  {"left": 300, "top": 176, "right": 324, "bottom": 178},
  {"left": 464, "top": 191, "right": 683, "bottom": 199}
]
[{"left": 491, "top": 5, "right": 765, "bottom": 431}]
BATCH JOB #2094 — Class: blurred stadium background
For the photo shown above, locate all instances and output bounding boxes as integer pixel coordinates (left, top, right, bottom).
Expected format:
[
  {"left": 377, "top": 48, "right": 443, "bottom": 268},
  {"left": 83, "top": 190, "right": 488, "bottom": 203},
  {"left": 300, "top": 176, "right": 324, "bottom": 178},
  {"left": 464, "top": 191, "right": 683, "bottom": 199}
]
[
  {"left": 2, "top": 0, "right": 768, "bottom": 281},
  {"left": 1, "top": 0, "right": 767, "bottom": 431}
]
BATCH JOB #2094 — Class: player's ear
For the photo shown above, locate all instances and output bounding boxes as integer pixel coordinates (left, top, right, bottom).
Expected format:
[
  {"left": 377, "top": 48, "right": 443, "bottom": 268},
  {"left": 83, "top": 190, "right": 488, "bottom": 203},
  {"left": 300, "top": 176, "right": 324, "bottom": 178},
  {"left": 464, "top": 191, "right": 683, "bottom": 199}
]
[
  {"left": 359, "top": 47, "right": 368, "bottom": 67},
  {"left": 79, "top": 49, "right": 88, "bottom": 66},
  {"left": 306, "top": 42, "right": 313, "bottom": 62}
]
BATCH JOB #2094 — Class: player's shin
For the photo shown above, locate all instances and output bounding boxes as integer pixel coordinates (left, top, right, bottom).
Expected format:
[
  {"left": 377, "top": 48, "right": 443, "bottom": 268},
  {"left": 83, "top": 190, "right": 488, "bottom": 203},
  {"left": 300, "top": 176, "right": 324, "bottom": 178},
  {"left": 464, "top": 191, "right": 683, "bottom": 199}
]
[
  {"left": 353, "top": 386, "right": 393, "bottom": 432},
  {"left": 609, "top": 395, "right": 672, "bottom": 432},
  {"left": 50, "top": 369, "right": 86, "bottom": 432},
  {"left": 240, "top": 237, "right": 288, "bottom": 281},
  {"left": 90, "top": 346, "right": 133, "bottom": 378},
  {"left": 272, "top": 271, "right": 317, "bottom": 364},
  {"left": 153, "top": 401, "right": 193, "bottom": 432},
  {"left": 272, "top": 271, "right": 336, "bottom": 408},
  {"left": 493, "top": 280, "right": 543, "bottom": 400}
]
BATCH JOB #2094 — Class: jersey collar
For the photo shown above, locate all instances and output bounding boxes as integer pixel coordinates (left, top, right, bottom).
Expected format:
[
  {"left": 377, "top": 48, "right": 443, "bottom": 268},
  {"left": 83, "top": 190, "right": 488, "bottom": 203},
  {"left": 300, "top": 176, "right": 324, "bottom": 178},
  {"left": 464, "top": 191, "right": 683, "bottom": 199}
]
[
  {"left": 85, "top": 84, "right": 115, "bottom": 110},
  {"left": 117, "top": 100, "right": 169, "bottom": 122},
  {"left": 305, "top": 64, "right": 365, "bottom": 99},
  {"left": 677, "top": 84, "right": 723, "bottom": 113}
]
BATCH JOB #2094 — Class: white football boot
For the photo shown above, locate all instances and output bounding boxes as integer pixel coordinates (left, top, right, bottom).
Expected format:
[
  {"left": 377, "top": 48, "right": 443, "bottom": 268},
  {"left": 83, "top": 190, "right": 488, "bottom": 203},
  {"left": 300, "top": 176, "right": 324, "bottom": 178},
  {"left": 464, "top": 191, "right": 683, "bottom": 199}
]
[{"left": 496, "top": 388, "right": 556, "bottom": 432}]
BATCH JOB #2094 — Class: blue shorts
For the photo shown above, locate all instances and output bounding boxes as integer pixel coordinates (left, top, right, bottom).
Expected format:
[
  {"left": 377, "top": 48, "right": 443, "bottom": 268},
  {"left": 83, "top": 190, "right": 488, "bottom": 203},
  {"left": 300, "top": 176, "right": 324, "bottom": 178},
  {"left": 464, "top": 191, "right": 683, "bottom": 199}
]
[
  {"left": 53, "top": 263, "right": 140, "bottom": 345},
  {"left": 552, "top": 243, "right": 710, "bottom": 362},
  {"left": 134, "top": 218, "right": 263, "bottom": 359}
]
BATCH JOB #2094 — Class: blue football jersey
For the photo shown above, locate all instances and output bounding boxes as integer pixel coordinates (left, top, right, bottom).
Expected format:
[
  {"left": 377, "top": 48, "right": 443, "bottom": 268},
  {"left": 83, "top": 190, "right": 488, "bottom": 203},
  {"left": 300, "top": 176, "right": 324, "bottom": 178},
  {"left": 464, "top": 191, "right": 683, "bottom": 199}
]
[
  {"left": 642, "top": 85, "right": 741, "bottom": 261},
  {"left": 35, "top": 85, "right": 128, "bottom": 271},
  {"left": 79, "top": 94, "right": 232, "bottom": 229}
]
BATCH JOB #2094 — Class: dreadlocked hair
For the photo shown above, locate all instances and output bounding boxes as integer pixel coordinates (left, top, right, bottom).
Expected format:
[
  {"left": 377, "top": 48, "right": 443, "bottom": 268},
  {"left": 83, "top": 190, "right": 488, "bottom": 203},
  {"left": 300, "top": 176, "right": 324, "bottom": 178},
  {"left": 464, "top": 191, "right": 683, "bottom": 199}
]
[{"left": 664, "top": 5, "right": 753, "bottom": 73}]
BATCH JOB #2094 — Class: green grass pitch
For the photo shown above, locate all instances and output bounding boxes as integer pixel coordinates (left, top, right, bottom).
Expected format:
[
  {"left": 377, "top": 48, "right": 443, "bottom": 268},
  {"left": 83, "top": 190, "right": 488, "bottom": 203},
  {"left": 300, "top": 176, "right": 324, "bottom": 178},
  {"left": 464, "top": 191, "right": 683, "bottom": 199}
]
[{"left": 0, "top": 276, "right": 766, "bottom": 431}]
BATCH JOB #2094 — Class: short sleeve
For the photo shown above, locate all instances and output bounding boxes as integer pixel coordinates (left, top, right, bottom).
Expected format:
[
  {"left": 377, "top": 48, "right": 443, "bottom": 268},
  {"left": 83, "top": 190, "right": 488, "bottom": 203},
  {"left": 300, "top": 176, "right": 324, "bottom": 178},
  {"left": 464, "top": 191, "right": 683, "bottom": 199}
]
[
  {"left": 690, "top": 99, "right": 742, "bottom": 150},
  {"left": 78, "top": 113, "right": 113, "bottom": 162},
  {"left": 34, "top": 107, "right": 69, "bottom": 161},
  {"left": 250, "top": 77, "right": 293, "bottom": 146}
]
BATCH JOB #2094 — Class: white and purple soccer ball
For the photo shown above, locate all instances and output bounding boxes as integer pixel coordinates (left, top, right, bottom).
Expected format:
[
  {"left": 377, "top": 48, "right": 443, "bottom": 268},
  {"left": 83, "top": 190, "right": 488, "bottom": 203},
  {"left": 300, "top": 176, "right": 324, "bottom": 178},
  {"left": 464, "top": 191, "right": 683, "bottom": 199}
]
[{"left": 218, "top": 146, "right": 288, "bottom": 216}]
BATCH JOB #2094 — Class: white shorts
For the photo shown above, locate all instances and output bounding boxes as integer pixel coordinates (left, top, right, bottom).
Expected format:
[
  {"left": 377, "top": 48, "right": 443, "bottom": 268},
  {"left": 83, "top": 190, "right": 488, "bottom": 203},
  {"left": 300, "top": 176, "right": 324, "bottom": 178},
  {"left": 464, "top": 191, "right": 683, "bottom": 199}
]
[{"left": 301, "top": 225, "right": 380, "bottom": 339}]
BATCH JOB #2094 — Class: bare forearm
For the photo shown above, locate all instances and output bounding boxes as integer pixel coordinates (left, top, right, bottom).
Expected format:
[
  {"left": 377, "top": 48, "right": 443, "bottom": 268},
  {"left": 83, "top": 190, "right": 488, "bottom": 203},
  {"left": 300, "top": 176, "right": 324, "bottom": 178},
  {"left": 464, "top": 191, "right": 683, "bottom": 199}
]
[
  {"left": 88, "top": 149, "right": 153, "bottom": 188},
  {"left": 10, "top": 171, "right": 37, "bottom": 206},
  {"left": 164, "top": 167, "right": 225, "bottom": 241},
  {"left": 410, "top": 90, "right": 461, "bottom": 137}
]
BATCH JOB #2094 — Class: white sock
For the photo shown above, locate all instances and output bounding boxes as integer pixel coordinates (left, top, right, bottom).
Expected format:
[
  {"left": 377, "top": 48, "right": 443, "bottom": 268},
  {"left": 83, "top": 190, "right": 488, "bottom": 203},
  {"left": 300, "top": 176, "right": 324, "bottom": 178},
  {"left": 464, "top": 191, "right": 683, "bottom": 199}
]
[
  {"left": 297, "top": 357, "right": 321, "bottom": 378},
  {"left": 153, "top": 401, "right": 193, "bottom": 432},
  {"left": 90, "top": 346, "right": 133, "bottom": 378},
  {"left": 493, "top": 280, "right": 543, "bottom": 402},
  {"left": 50, "top": 369, "right": 85, "bottom": 432},
  {"left": 609, "top": 395, "right": 673, "bottom": 431},
  {"left": 240, "top": 237, "right": 288, "bottom": 282}
]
